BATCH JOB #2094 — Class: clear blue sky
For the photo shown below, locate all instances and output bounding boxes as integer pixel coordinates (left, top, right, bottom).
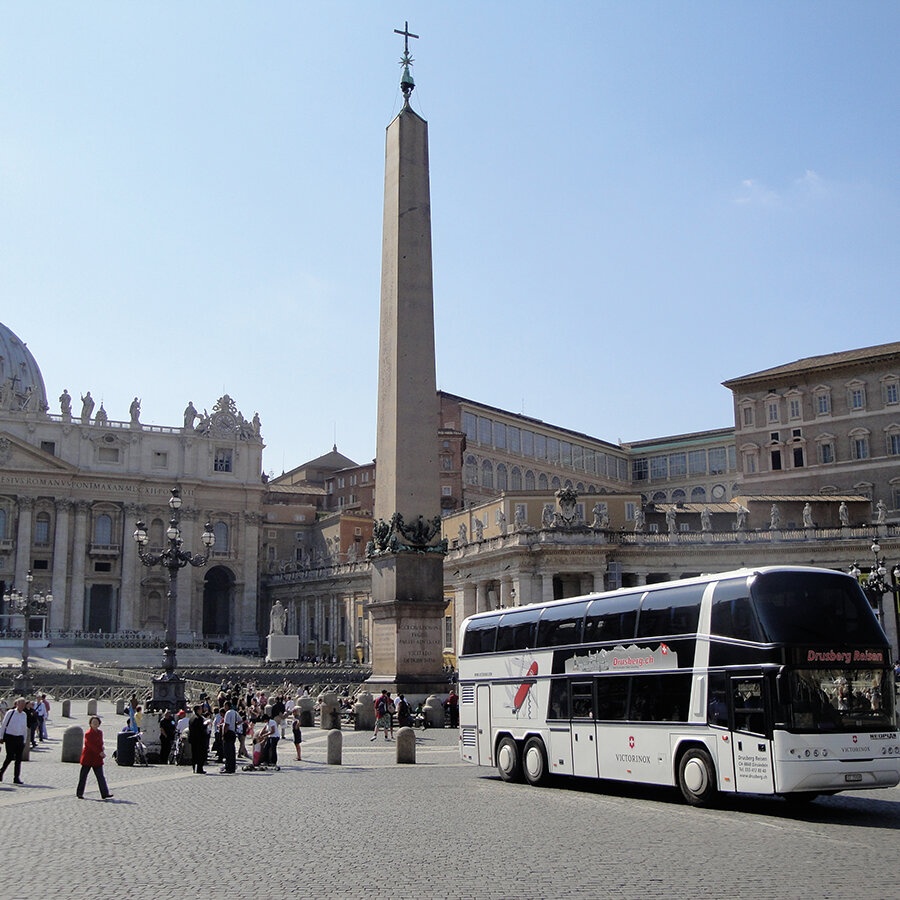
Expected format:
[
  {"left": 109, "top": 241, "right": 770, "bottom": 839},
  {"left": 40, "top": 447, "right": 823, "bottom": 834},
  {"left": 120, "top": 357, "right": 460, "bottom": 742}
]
[{"left": 2, "top": 2, "right": 897, "bottom": 474}]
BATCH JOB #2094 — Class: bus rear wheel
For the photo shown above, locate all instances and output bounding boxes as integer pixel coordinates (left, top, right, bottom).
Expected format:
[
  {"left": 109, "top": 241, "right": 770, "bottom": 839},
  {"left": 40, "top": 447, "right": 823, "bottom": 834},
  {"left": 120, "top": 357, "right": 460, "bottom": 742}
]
[
  {"left": 522, "top": 737, "right": 549, "bottom": 786},
  {"left": 496, "top": 736, "right": 522, "bottom": 782},
  {"left": 678, "top": 747, "right": 717, "bottom": 806}
]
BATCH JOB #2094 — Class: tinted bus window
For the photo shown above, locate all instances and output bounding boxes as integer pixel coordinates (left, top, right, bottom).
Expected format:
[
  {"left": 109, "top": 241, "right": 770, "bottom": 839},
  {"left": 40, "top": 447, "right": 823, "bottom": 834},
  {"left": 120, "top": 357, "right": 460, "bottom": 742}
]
[
  {"left": 584, "top": 595, "right": 638, "bottom": 644},
  {"left": 496, "top": 610, "right": 537, "bottom": 652},
  {"left": 595, "top": 676, "right": 629, "bottom": 720},
  {"left": 751, "top": 571, "right": 885, "bottom": 644},
  {"left": 537, "top": 600, "right": 589, "bottom": 647},
  {"left": 629, "top": 674, "right": 692, "bottom": 722},
  {"left": 549, "top": 679, "right": 570, "bottom": 720},
  {"left": 461, "top": 615, "right": 500, "bottom": 655},
  {"left": 572, "top": 681, "right": 593, "bottom": 718},
  {"left": 637, "top": 585, "right": 703, "bottom": 638},
  {"left": 711, "top": 577, "right": 764, "bottom": 642}
]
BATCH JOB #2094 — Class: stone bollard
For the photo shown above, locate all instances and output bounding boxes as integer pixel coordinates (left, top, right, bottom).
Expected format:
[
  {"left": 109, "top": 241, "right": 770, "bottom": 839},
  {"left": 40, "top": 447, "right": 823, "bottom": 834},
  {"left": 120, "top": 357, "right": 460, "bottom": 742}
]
[
  {"left": 61, "top": 725, "right": 84, "bottom": 763},
  {"left": 318, "top": 691, "right": 341, "bottom": 730},
  {"left": 297, "top": 697, "right": 315, "bottom": 728},
  {"left": 61, "top": 699, "right": 71, "bottom": 718},
  {"left": 424, "top": 695, "right": 445, "bottom": 729},
  {"left": 86, "top": 698, "right": 98, "bottom": 717},
  {"left": 326, "top": 729, "right": 342, "bottom": 765},
  {"left": 396, "top": 726, "right": 416, "bottom": 764},
  {"left": 116, "top": 698, "right": 126, "bottom": 716},
  {"left": 22, "top": 741, "right": 30, "bottom": 762},
  {"left": 354, "top": 691, "right": 375, "bottom": 731}
]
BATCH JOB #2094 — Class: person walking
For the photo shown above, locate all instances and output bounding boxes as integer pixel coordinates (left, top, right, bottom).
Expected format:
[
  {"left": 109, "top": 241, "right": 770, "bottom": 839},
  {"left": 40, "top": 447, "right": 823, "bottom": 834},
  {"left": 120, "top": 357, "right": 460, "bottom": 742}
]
[
  {"left": 159, "top": 710, "right": 176, "bottom": 765},
  {"left": 291, "top": 710, "right": 303, "bottom": 761},
  {"left": 188, "top": 706, "right": 209, "bottom": 774},
  {"left": 76, "top": 715, "right": 113, "bottom": 799},
  {"left": 371, "top": 690, "right": 391, "bottom": 741},
  {"left": 0, "top": 698, "right": 28, "bottom": 784},
  {"left": 220, "top": 700, "right": 238, "bottom": 773}
]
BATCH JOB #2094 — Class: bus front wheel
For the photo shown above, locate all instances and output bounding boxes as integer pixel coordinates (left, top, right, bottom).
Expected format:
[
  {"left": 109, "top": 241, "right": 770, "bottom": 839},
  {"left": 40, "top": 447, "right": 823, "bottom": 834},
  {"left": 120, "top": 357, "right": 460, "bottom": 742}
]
[
  {"left": 496, "top": 736, "right": 522, "bottom": 782},
  {"left": 678, "top": 747, "right": 717, "bottom": 806},
  {"left": 522, "top": 737, "right": 549, "bottom": 786}
]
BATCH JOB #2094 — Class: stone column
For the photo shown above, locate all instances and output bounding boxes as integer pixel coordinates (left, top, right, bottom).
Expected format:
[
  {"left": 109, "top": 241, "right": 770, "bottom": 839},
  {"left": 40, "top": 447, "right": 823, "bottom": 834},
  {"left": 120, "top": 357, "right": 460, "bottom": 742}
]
[
  {"left": 458, "top": 584, "right": 476, "bottom": 622},
  {"left": 13, "top": 496, "right": 34, "bottom": 591},
  {"left": 240, "top": 511, "right": 261, "bottom": 649},
  {"left": 50, "top": 499, "right": 71, "bottom": 632},
  {"left": 118, "top": 503, "right": 139, "bottom": 631},
  {"left": 592, "top": 570, "right": 606, "bottom": 594},
  {"left": 68, "top": 501, "right": 90, "bottom": 631},
  {"left": 541, "top": 573, "right": 555, "bottom": 604},
  {"left": 579, "top": 574, "right": 594, "bottom": 596},
  {"left": 475, "top": 582, "right": 488, "bottom": 613},
  {"left": 500, "top": 578, "right": 514, "bottom": 609}
]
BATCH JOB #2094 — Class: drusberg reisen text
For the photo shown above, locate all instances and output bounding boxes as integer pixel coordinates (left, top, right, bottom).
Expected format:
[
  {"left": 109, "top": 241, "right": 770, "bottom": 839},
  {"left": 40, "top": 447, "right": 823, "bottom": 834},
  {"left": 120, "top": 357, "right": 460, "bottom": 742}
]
[{"left": 806, "top": 649, "right": 885, "bottom": 664}]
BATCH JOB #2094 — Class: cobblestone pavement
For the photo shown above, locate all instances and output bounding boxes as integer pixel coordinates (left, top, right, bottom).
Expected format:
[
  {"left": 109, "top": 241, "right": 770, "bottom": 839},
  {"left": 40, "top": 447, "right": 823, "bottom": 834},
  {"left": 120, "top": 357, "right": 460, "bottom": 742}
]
[{"left": 3, "top": 703, "right": 899, "bottom": 899}]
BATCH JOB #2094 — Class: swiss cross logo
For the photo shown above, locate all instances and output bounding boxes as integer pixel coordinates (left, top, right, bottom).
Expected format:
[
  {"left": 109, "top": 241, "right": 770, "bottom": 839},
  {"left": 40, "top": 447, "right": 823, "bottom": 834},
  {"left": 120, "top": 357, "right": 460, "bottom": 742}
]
[
  {"left": 853, "top": 735, "right": 858, "bottom": 744},
  {"left": 660, "top": 644, "right": 669, "bottom": 655},
  {"left": 628, "top": 736, "right": 635, "bottom": 749}
]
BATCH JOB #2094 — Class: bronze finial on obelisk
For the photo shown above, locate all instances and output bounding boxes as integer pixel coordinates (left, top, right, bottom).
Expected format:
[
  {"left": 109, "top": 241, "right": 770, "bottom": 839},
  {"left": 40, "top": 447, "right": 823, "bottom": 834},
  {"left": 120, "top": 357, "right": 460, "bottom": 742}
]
[{"left": 367, "top": 25, "right": 448, "bottom": 696}]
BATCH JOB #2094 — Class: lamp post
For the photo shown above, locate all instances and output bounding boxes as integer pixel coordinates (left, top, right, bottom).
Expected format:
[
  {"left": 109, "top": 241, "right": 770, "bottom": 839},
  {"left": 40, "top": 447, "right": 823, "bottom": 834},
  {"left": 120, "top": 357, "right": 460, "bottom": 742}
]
[
  {"left": 3, "top": 570, "right": 52, "bottom": 696},
  {"left": 849, "top": 538, "right": 900, "bottom": 629},
  {"left": 133, "top": 488, "right": 215, "bottom": 711}
]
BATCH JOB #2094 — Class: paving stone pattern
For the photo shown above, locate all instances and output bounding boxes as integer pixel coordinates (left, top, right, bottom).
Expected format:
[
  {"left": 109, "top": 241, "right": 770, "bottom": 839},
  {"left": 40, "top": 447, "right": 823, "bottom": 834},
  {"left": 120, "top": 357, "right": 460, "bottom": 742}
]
[{"left": 2, "top": 702, "right": 899, "bottom": 899}]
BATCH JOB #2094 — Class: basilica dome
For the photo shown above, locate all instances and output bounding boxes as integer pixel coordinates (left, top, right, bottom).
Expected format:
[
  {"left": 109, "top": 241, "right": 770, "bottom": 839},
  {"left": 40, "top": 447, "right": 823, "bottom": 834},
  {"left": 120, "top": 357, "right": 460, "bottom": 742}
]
[{"left": 0, "top": 320, "right": 48, "bottom": 412}]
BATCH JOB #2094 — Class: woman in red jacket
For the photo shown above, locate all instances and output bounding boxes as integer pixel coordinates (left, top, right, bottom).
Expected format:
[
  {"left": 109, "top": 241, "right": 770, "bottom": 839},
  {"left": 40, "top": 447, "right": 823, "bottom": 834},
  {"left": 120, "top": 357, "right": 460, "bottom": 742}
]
[{"left": 76, "top": 715, "right": 113, "bottom": 800}]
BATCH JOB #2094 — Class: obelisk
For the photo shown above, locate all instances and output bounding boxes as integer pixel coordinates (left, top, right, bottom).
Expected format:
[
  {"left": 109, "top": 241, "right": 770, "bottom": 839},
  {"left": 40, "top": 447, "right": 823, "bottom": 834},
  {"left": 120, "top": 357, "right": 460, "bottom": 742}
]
[{"left": 367, "top": 24, "right": 447, "bottom": 694}]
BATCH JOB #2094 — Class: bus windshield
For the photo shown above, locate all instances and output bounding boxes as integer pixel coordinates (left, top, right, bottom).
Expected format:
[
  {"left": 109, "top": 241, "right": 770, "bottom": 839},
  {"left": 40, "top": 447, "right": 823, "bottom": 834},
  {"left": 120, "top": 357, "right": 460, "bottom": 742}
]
[
  {"left": 788, "top": 668, "right": 895, "bottom": 732},
  {"left": 750, "top": 571, "right": 885, "bottom": 644}
]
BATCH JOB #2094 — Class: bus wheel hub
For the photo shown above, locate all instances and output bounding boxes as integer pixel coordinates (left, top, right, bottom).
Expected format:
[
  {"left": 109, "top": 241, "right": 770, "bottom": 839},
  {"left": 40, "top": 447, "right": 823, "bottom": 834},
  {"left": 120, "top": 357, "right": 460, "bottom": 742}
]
[{"left": 684, "top": 759, "right": 707, "bottom": 792}]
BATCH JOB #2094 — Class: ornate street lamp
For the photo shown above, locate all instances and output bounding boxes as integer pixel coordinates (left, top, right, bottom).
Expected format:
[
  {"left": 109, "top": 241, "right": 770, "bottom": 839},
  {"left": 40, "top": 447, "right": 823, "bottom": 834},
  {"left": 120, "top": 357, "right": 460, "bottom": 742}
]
[
  {"left": 133, "top": 488, "right": 215, "bottom": 710},
  {"left": 3, "top": 570, "right": 52, "bottom": 696},
  {"left": 849, "top": 538, "right": 900, "bottom": 628}
]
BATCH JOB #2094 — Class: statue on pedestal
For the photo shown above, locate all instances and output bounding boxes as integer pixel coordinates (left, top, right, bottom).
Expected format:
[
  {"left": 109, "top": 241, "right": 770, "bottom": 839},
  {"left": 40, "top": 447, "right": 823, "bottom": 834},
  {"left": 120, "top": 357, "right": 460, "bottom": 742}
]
[
  {"left": 839, "top": 501, "right": 850, "bottom": 527},
  {"left": 633, "top": 507, "right": 645, "bottom": 533},
  {"left": 269, "top": 600, "right": 286, "bottom": 636},
  {"left": 59, "top": 389, "right": 72, "bottom": 418},
  {"left": 769, "top": 504, "right": 781, "bottom": 530},
  {"left": 80, "top": 391, "right": 94, "bottom": 424},
  {"left": 803, "top": 503, "right": 814, "bottom": 528},
  {"left": 129, "top": 397, "right": 141, "bottom": 425},
  {"left": 700, "top": 506, "right": 712, "bottom": 533}
]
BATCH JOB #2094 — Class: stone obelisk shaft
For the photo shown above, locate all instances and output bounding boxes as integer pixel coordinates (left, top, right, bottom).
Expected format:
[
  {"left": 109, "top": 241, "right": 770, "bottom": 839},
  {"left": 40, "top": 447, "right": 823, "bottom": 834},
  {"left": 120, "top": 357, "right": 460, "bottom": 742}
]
[{"left": 375, "top": 105, "right": 438, "bottom": 524}]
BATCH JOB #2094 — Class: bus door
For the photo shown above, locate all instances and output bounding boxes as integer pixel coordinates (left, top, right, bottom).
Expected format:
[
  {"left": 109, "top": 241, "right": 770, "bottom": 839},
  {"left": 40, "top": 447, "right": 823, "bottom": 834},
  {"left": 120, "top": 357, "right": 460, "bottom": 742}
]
[
  {"left": 730, "top": 675, "right": 774, "bottom": 793},
  {"left": 570, "top": 680, "right": 599, "bottom": 778},
  {"left": 476, "top": 684, "right": 493, "bottom": 767}
]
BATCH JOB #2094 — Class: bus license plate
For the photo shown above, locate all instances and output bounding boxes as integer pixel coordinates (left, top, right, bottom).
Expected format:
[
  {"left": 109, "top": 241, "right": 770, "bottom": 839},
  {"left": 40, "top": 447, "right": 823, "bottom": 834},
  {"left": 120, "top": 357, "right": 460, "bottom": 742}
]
[{"left": 845, "top": 773, "right": 863, "bottom": 783}]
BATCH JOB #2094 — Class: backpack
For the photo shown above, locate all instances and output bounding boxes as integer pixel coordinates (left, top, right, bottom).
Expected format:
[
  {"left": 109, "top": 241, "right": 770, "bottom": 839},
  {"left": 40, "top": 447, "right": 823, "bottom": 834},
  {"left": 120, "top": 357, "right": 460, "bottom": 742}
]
[
  {"left": 397, "top": 698, "right": 409, "bottom": 719},
  {"left": 375, "top": 697, "right": 387, "bottom": 717}
]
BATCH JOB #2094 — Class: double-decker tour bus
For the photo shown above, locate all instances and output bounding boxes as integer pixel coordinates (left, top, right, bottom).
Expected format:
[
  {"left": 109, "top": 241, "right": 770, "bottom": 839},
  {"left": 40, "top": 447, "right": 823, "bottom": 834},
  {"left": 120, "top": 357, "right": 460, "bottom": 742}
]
[{"left": 457, "top": 566, "right": 900, "bottom": 805}]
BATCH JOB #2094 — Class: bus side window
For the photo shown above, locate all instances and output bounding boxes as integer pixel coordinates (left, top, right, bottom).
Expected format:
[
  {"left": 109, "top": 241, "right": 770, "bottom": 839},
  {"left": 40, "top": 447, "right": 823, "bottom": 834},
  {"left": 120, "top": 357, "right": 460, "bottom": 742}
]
[
  {"left": 496, "top": 611, "right": 537, "bottom": 652},
  {"left": 595, "top": 676, "right": 628, "bottom": 720},
  {"left": 711, "top": 578, "right": 763, "bottom": 642},
  {"left": 637, "top": 585, "right": 702, "bottom": 638},
  {"left": 571, "top": 681, "right": 593, "bottom": 719},
  {"left": 462, "top": 617, "right": 500, "bottom": 655},
  {"left": 732, "top": 678, "right": 767, "bottom": 736},
  {"left": 549, "top": 679, "right": 570, "bottom": 720},
  {"left": 707, "top": 671, "right": 729, "bottom": 728}
]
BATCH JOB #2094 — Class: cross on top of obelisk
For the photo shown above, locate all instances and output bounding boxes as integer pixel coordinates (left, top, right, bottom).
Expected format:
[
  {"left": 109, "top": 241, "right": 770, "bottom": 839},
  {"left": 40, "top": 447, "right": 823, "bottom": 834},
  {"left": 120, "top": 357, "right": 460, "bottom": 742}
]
[{"left": 394, "top": 21, "right": 419, "bottom": 104}]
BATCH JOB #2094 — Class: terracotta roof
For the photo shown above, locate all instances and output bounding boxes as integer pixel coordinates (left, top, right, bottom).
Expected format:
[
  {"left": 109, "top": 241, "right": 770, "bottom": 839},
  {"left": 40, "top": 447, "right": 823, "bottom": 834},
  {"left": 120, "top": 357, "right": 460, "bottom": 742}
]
[
  {"left": 732, "top": 494, "right": 869, "bottom": 503},
  {"left": 722, "top": 341, "right": 900, "bottom": 388}
]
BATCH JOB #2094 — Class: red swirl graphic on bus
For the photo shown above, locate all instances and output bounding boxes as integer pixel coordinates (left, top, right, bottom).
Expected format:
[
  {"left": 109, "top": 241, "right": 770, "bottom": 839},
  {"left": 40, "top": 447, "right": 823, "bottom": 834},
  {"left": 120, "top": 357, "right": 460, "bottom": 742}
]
[{"left": 513, "top": 661, "right": 538, "bottom": 712}]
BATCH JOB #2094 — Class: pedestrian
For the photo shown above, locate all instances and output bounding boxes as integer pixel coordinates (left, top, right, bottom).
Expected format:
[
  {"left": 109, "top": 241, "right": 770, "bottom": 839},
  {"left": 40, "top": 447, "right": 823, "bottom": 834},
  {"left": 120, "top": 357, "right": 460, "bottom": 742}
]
[
  {"left": 291, "top": 710, "right": 303, "bottom": 761},
  {"left": 159, "top": 710, "right": 176, "bottom": 765},
  {"left": 76, "top": 715, "right": 113, "bottom": 800},
  {"left": 188, "top": 705, "right": 209, "bottom": 774},
  {"left": 445, "top": 688, "right": 459, "bottom": 728},
  {"left": 386, "top": 693, "right": 396, "bottom": 737},
  {"left": 371, "top": 690, "right": 391, "bottom": 741},
  {"left": 220, "top": 700, "right": 238, "bottom": 773},
  {"left": 395, "top": 693, "right": 412, "bottom": 728},
  {"left": 34, "top": 694, "right": 48, "bottom": 742},
  {"left": 26, "top": 700, "right": 39, "bottom": 748},
  {"left": 265, "top": 712, "right": 281, "bottom": 767},
  {"left": 0, "top": 697, "right": 28, "bottom": 784}
]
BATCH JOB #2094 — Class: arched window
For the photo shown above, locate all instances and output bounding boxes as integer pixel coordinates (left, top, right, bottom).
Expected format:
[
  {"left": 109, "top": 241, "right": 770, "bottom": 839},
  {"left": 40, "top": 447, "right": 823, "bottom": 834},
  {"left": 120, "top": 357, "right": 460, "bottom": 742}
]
[
  {"left": 551, "top": 476, "right": 561, "bottom": 490},
  {"left": 510, "top": 467, "right": 522, "bottom": 491},
  {"left": 34, "top": 511, "right": 51, "bottom": 544},
  {"left": 94, "top": 514, "right": 112, "bottom": 545},
  {"left": 525, "top": 470, "right": 535, "bottom": 491},
  {"left": 652, "top": 491, "right": 667, "bottom": 502},
  {"left": 576, "top": 482, "right": 585, "bottom": 492},
  {"left": 538, "top": 473, "right": 549, "bottom": 490},
  {"left": 214, "top": 521, "right": 229, "bottom": 551},
  {"left": 481, "top": 460, "right": 494, "bottom": 489},
  {"left": 150, "top": 518, "right": 165, "bottom": 548},
  {"left": 496, "top": 464, "right": 508, "bottom": 491},
  {"left": 671, "top": 489, "right": 686, "bottom": 504},
  {"left": 465, "top": 455, "right": 478, "bottom": 485},
  {"left": 691, "top": 487, "right": 707, "bottom": 503}
]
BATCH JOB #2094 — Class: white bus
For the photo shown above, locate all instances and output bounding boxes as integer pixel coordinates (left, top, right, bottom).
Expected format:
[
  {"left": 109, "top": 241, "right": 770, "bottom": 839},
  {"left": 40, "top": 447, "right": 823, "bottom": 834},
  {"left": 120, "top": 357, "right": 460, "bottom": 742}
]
[{"left": 457, "top": 566, "right": 900, "bottom": 805}]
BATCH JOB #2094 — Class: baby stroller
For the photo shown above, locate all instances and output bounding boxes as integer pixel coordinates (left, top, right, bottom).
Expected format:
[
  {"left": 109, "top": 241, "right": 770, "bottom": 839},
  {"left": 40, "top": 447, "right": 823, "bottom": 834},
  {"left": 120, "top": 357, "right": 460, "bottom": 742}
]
[
  {"left": 242, "top": 732, "right": 280, "bottom": 772},
  {"left": 173, "top": 730, "right": 190, "bottom": 766}
]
